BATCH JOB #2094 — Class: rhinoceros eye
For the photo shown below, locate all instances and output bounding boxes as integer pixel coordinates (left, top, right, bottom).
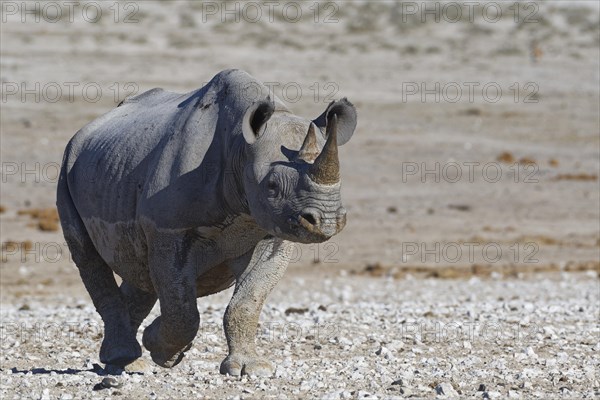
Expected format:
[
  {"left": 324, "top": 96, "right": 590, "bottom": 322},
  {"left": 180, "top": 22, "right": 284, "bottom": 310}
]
[{"left": 267, "top": 180, "right": 279, "bottom": 197}]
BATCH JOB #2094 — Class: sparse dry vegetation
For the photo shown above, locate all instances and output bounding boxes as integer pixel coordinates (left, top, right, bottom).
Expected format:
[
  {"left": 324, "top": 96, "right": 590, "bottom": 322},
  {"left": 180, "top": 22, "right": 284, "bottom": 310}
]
[
  {"left": 17, "top": 207, "right": 60, "bottom": 232},
  {"left": 554, "top": 173, "right": 598, "bottom": 181}
]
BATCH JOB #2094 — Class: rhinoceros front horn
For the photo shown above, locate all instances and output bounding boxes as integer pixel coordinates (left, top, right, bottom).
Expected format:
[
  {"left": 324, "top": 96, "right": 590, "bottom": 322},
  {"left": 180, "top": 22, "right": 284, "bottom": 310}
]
[{"left": 309, "top": 114, "right": 340, "bottom": 185}]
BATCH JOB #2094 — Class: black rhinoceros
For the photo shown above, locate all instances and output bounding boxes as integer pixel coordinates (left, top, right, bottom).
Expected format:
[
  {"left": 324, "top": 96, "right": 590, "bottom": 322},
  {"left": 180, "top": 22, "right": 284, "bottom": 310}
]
[{"left": 57, "top": 69, "right": 357, "bottom": 375}]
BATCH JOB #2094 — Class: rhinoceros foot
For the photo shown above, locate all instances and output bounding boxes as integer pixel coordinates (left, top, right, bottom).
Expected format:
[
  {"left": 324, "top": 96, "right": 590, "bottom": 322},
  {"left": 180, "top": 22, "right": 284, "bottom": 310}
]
[
  {"left": 142, "top": 316, "right": 192, "bottom": 368},
  {"left": 220, "top": 354, "right": 273, "bottom": 377},
  {"left": 99, "top": 334, "right": 141, "bottom": 367}
]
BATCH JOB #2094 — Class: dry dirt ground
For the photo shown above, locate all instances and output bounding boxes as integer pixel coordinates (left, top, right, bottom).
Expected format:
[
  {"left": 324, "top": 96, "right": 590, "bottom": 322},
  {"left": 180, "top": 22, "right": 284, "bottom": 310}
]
[{"left": 1, "top": 1, "right": 599, "bottom": 399}]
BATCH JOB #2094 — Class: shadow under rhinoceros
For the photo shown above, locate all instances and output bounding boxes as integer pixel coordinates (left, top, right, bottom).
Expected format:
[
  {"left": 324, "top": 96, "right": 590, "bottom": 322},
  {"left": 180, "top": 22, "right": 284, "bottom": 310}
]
[{"left": 8, "top": 363, "right": 129, "bottom": 376}]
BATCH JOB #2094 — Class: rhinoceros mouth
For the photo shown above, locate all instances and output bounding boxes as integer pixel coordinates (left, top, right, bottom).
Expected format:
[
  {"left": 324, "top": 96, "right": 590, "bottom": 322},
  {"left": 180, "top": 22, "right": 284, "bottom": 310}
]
[{"left": 286, "top": 215, "right": 331, "bottom": 242}]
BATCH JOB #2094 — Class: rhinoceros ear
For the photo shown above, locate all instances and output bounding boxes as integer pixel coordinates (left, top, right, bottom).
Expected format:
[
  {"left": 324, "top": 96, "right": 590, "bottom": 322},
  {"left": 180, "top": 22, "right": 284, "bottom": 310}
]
[
  {"left": 313, "top": 98, "right": 357, "bottom": 146},
  {"left": 242, "top": 99, "right": 275, "bottom": 144}
]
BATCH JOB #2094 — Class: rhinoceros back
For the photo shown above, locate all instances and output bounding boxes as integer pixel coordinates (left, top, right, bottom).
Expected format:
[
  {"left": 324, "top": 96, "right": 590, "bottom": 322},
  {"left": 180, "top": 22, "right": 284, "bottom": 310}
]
[{"left": 62, "top": 69, "right": 279, "bottom": 227}]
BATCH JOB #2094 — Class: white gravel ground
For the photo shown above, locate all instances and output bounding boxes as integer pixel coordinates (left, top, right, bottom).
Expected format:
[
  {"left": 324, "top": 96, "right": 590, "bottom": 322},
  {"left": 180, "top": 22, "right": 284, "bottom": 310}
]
[{"left": 1, "top": 271, "right": 598, "bottom": 399}]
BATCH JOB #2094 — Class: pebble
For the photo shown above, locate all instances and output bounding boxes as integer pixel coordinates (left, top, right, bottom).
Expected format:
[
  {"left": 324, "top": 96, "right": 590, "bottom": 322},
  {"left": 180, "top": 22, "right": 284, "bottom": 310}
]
[
  {"left": 485, "top": 391, "right": 502, "bottom": 399},
  {"left": 375, "top": 346, "right": 391, "bottom": 358},
  {"left": 435, "top": 382, "right": 459, "bottom": 398},
  {"left": 101, "top": 377, "right": 122, "bottom": 389},
  {"left": 524, "top": 347, "right": 537, "bottom": 357},
  {"left": 357, "top": 390, "right": 374, "bottom": 398}
]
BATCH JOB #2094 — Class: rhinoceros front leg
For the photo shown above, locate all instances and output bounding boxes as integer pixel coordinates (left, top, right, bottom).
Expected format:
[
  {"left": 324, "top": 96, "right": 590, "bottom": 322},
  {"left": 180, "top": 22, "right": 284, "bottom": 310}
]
[
  {"left": 142, "top": 234, "right": 200, "bottom": 368},
  {"left": 220, "top": 237, "right": 292, "bottom": 376}
]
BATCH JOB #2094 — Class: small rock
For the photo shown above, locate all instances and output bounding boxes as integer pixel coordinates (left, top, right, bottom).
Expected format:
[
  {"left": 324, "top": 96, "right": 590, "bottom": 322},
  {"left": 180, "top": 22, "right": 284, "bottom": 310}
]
[
  {"left": 391, "top": 379, "right": 404, "bottom": 386},
  {"left": 325, "top": 389, "right": 344, "bottom": 398},
  {"left": 436, "top": 382, "right": 459, "bottom": 398},
  {"left": 524, "top": 347, "right": 536, "bottom": 357},
  {"left": 357, "top": 390, "right": 374, "bottom": 398},
  {"left": 519, "top": 382, "right": 532, "bottom": 390},
  {"left": 545, "top": 358, "right": 557, "bottom": 367},
  {"left": 375, "top": 346, "right": 390, "bottom": 357},
  {"left": 101, "top": 377, "right": 122, "bottom": 389},
  {"left": 299, "top": 380, "right": 315, "bottom": 391},
  {"left": 484, "top": 391, "right": 502, "bottom": 399}
]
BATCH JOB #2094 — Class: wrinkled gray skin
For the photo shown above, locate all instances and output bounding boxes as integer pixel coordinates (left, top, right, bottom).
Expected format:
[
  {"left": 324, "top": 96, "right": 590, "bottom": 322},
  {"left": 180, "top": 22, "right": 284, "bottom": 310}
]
[{"left": 57, "top": 69, "right": 357, "bottom": 375}]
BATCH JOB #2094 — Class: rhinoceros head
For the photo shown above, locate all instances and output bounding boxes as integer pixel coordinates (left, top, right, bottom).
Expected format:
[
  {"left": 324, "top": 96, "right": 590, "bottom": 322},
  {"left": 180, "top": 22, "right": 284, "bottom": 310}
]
[{"left": 241, "top": 98, "right": 357, "bottom": 244}]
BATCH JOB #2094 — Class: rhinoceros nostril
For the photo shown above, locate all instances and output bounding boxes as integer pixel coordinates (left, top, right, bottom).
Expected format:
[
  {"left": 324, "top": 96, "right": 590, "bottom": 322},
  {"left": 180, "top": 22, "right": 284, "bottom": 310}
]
[{"left": 300, "top": 212, "right": 318, "bottom": 226}]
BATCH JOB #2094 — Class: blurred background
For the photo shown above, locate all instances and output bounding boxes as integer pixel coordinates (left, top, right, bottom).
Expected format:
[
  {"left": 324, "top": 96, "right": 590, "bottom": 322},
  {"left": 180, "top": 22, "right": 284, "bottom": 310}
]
[{"left": 1, "top": 0, "right": 599, "bottom": 292}]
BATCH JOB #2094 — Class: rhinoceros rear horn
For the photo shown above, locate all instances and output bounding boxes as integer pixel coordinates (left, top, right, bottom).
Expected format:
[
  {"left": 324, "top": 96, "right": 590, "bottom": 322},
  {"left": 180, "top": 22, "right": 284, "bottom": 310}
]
[
  {"left": 297, "top": 123, "right": 319, "bottom": 163},
  {"left": 242, "top": 99, "right": 275, "bottom": 144},
  {"left": 309, "top": 114, "right": 340, "bottom": 185}
]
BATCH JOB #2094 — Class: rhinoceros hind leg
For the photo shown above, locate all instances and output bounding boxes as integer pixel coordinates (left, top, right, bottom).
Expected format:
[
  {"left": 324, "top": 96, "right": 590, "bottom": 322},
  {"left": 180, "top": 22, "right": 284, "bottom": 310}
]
[
  {"left": 69, "top": 244, "right": 141, "bottom": 367},
  {"left": 120, "top": 281, "right": 157, "bottom": 332},
  {"left": 59, "top": 215, "right": 141, "bottom": 366},
  {"left": 78, "top": 255, "right": 141, "bottom": 366},
  {"left": 58, "top": 156, "right": 141, "bottom": 367}
]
